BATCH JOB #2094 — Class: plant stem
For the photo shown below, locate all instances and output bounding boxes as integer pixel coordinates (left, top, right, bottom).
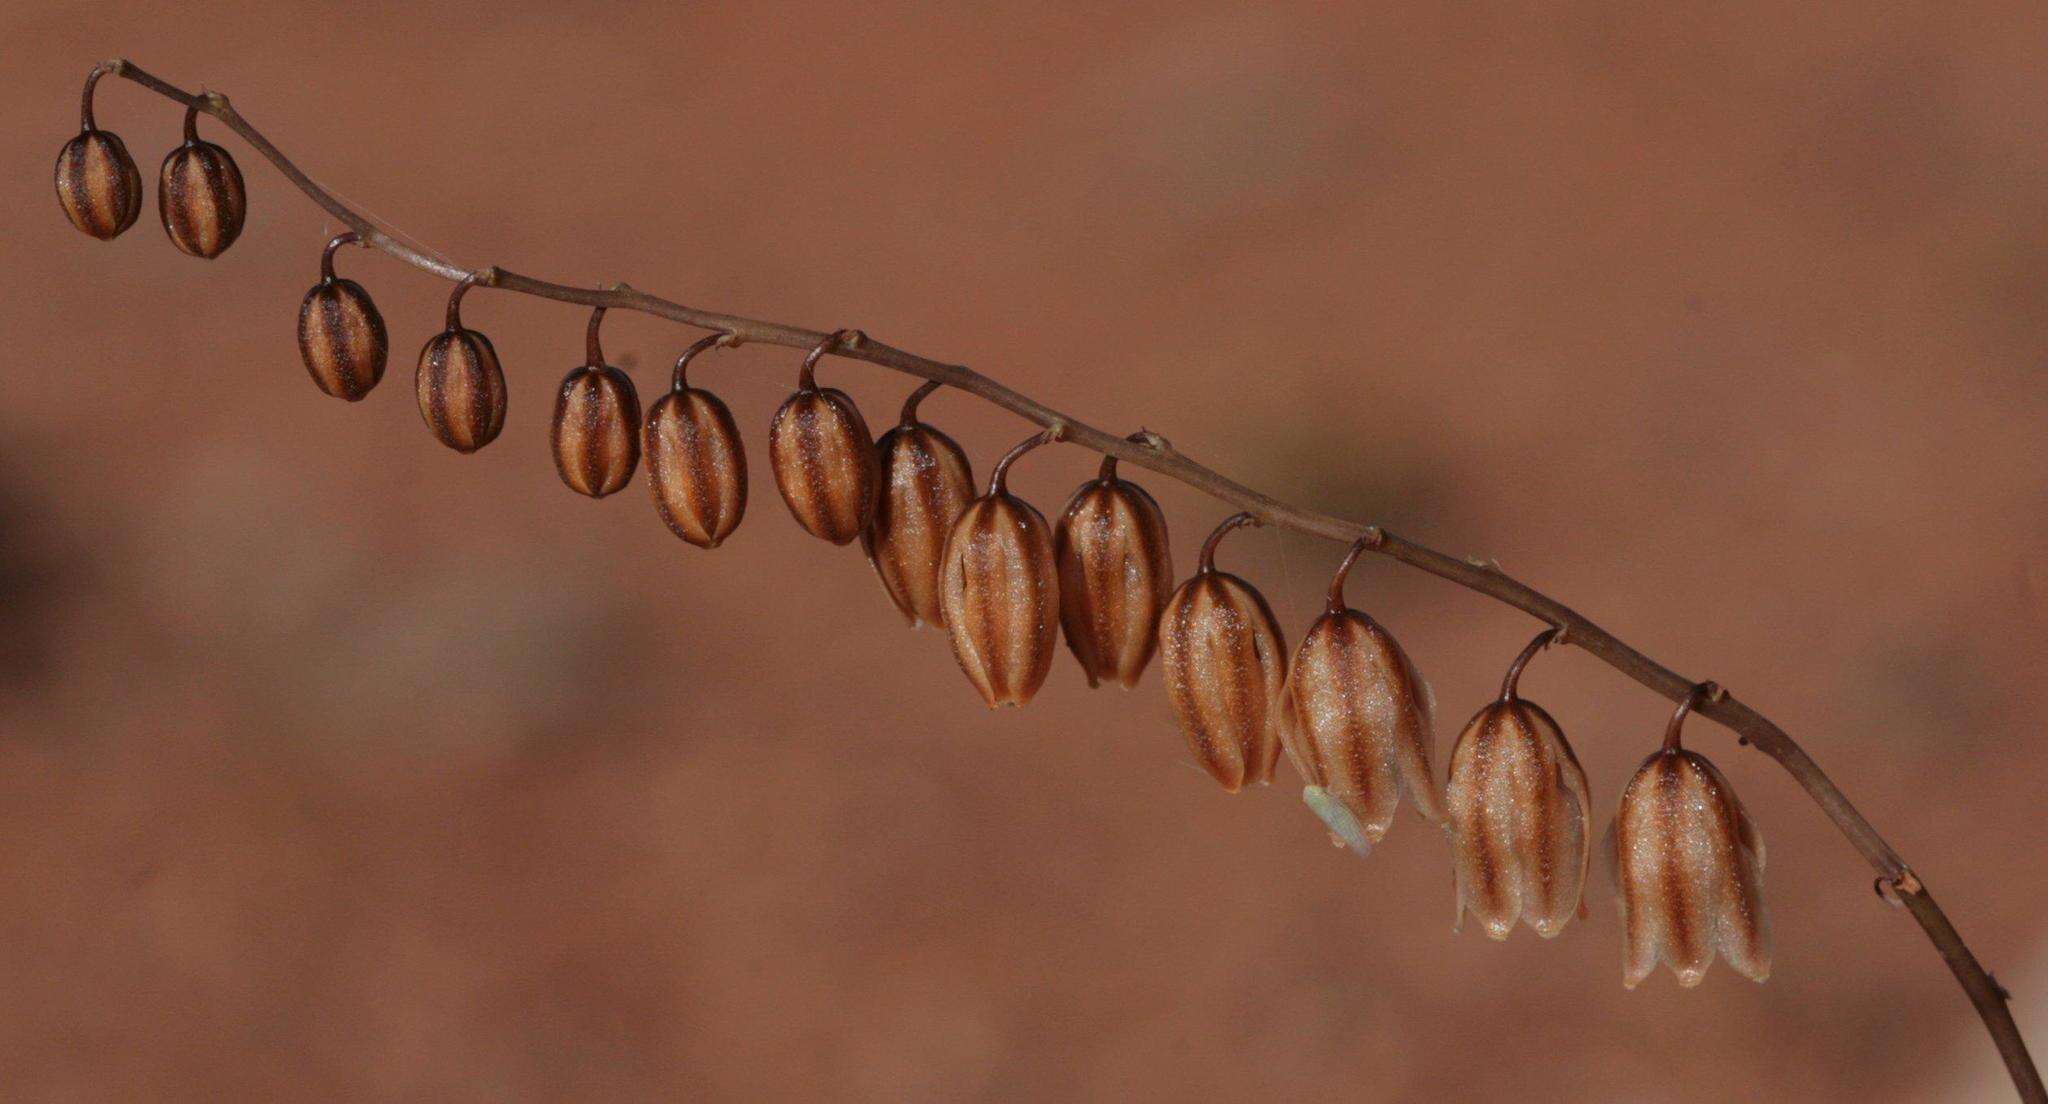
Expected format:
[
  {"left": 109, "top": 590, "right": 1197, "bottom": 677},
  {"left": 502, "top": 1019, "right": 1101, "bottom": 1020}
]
[{"left": 92, "top": 58, "right": 2042, "bottom": 1101}]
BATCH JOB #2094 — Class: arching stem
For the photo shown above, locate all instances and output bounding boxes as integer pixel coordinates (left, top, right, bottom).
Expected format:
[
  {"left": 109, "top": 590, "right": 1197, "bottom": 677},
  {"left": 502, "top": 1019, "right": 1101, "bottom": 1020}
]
[
  {"left": 1198, "top": 512, "right": 1260, "bottom": 575},
  {"left": 1664, "top": 682, "right": 1721, "bottom": 751},
  {"left": 319, "top": 231, "right": 359, "bottom": 283},
  {"left": 81, "top": 63, "right": 108, "bottom": 131},
  {"left": 585, "top": 304, "right": 607, "bottom": 366},
  {"left": 672, "top": 331, "right": 731, "bottom": 392},
  {"left": 988, "top": 427, "right": 1062, "bottom": 497},
  {"left": 444, "top": 272, "right": 479, "bottom": 332},
  {"left": 1325, "top": 530, "right": 1385, "bottom": 613},
  {"left": 1500, "top": 627, "right": 1562, "bottom": 703},
  {"left": 798, "top": 328, "right": 864, "bottom": 391},
  {"left": 182, "top": 99, "right": 200, "bottom": 144},
  {"left": 900, "top": 379, "right": 941, "bottom": 427}
]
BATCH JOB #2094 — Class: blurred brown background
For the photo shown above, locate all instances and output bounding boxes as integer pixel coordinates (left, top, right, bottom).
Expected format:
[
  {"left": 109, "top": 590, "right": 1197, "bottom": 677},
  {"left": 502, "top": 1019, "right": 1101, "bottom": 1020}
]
[{"left": 4, "top": 2, "right": 2045, "bottom": 1101}]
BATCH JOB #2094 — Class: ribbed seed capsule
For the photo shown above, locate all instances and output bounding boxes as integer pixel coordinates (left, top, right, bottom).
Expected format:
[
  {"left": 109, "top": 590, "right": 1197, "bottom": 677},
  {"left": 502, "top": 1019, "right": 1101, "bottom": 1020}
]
[
  {"left": 1609, "top": 686, "right": 1771, "bottom": 988},
  {"left": 158, "top": 103, "right": 246, "bottom": 259},
  {"left": 416, "top": 274, "right": 508, "bottom": 453},
  {"left": 1054, "top": 449, "right": 1172, "bottom": 688},
  {"left": 55, "top": 70, "right": 142, "bottom": 240},
  {"left": 1281, "top": 535, "right": 1445, "bottom": 843},
  {"left": 939, "top": 430, "right": 1061, "bottom": 707},
  {"left": 865, "top": 381, "right": 975, "bottom": 626},
  {"left": 645, "top": 333, "right": 746, "bottom": 548},
  {"left": 768, "top": 330, "right": 880, "bottom": 544},
  {"left": 1446, "top": 630, "right": 1591, "bottom": 939},
  {"left": 552, "top": 305, "right": 641, "bottom": 498},
  {"left": 1159, "top": 513, "right": 1287, "bottom": 791},
  {"left": 295, "top": 232, "right": 388, "bottom": 402}
]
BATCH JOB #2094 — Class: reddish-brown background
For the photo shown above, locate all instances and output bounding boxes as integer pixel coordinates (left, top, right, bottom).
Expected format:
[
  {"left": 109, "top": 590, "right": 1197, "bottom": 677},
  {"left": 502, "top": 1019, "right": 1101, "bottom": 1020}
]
[{"left": 4, "top": 3, "right": 2044, "bottom": 1101}]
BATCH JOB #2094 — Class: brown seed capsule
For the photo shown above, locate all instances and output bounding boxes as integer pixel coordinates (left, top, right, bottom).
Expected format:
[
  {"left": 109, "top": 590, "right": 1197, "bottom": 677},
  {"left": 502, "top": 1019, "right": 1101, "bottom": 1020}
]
[
  {"left": 768, "top": 330, "right": 880, "bottom": 544},
  {"left": 55, "top": 69, "right": 142, "bottom": 240},
  {"left": 1281, "top": 534, "right": 1445, "bottom": 841},
  {"left": 864, "top": 381, "right": 975, "bottom": 626},
  {"left": 1054, "top": 448, "right": 1172, "bottom": 688},
  {"left": 939, "top": 430, "right": 1061, "bottom": 707},
  {"left": 645, "top": 333, "right": 747, "bottom": 548},
  {"left": 552, "top": 305, "right": 641, "bottom": 498},
  {"left": 295, "top": 233, "right": 388, "bottom": 402},
  {"left": 1158, "top": 513, "right": 1288, "bottom": 791},
  {"left": 416, "top": 274, "right": 508, "bottom": 453},
  {"left": 1446, "top": 629, "right": 1591, "bottom": 940},
  {"left": 158, "top": 103, "right": 246, "bottom": 259},
  {"left": 1609, "top": 685, "right": 1771, "bottom": 988}
]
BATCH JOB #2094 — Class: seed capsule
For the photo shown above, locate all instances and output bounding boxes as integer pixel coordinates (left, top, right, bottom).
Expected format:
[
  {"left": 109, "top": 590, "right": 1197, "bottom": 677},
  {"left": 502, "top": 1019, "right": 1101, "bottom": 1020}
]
[
  {"left": 295, "top": 232, "right": 388, "bottom": 402},
  {"left": 1054, "top": 448, "right": 1172, "bottom": 688},
  {"left": 56, "top": 70, "right": 142, "bottom": 240},
  {"left": 939, "top": 430, "right": 1061, "bottom": 707},
  {"left": 1609, "top": 685, "right": 1771, "bottom": 988},
  {"left": 865, "top": 381, "right": 975, "bottom": 626},
  {"left": 1159, "top": 513, "right": 1287, "bottom": 791},
  {"left": 552, "top": 305, "right": 641, "bottom": 498},
  {"left": 768, "top": 330, "right": 880, "bottom": 544},
  {"left": 158, "top": 103, "right": 246, "bottom": 259},
  {"left": 1281, "top": 535, "right": 1445, "bottom": 840},
  {"left": 645, "top": 333, "right": 747, "bottom": 547},
  {"left": 416, "top": 274, "right": 508, "bottom": 453},
  {"left": 1446, "top": 630, "right": 1591, "bottom": 939}
]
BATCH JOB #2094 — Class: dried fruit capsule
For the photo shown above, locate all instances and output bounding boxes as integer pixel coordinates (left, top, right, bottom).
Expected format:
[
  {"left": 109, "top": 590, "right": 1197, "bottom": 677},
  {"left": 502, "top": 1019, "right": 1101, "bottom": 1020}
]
[
  {"left": 1053, "top": 447, "right": 1172, "bottom": 688},
  {"left": 54, "top": 68, "right": 141, "bottom": 240},
  {"left": 1281, "top": 534, "right": 1445, "bottom": 841},
  {"left": 645, "top": 333, "right": 747, "bottom": 548},
  {"left": 158, "top": 101, "right": 246, "bottom": 259},
  {"left": 1159, "top": 513, "right": 1287, "bottom": 791},
  {"left": 416, "top": 273, "right": 508, "bottom": 453},
  {"left": 768, "top": 330, "right": 880, "bottom": 544},
  {"left": 1610, "top": 685, "right": 1771, "bottom": 988},
  {"left": 865, "top": 381, "right": 975, "bottom": 626},
  {"left": 939, "top": 430, "right": 1062, "bottom": 706},
  {"left": 551, "top": 305, "right": 641, "bottom": 498},
  {"left": 295, "top": 232, "right": 388, "bottom": 401},
  {"left": 1446, "top": 629, "right": 1591, "bottom": 939}
]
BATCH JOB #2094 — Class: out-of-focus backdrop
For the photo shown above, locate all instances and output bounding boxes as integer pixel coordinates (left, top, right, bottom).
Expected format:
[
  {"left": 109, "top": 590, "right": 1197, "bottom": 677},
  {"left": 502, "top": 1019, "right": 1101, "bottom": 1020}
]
[{"left": 3, "top": 3, "right": 2043, "bottom": 1101}]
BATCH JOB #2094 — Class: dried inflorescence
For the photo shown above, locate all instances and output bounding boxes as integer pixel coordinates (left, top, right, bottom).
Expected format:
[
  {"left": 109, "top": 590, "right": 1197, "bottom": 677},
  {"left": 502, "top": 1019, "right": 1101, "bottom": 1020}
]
[
  {"left": 769, "top": 331, "right": 880, "bottom": 544},
  {"left": 416, "top": 275, "right": 508, "bottom": 454},
  {"left": 1159, "top": 513, "right": 1287, "bottom": 791},
  {"left": 53, "top": 62, "right": 1806, "bottom": 1018},
  {"left": 866, "top": 381, "right": 975, "bottom": 626},
  {"left": 1445, "top": 629, "right": 1591, "bottom": 939},
  {"left": 1280, "top": 536, "right": 1445, "bottom": 846},
  {"left": 1054, "top": 450, "right": 1172, "bottom": 689},
  {"left": 645, "top": 333, "right": 748, "bottom": 549},
  {"left": 297, "top": 232, "right": 388, "bottom": 402},
  {"left": 158, "top": 103, "right": 245, "bottom": 259},
  {"left": 552, "top": 305, "right": 643, "bottom": 499},
  {"left": 1610, "top": 686, "right": 1771, "bottom": 988},
  {"left": 939, "top": 430, "right": 1061, "bottom": 707}
]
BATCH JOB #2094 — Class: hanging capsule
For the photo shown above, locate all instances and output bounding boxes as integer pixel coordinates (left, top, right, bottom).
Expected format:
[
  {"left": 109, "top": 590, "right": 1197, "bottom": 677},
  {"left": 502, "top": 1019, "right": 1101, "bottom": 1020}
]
[
  {"left": 1158, "top": 513, "right": 1287, "bottom": 791},
  {"left": 551, "top": 305, "right": 641, "bottom": 498},
  {"left": 645, "top": 333, "right": 747, "bottom": 547},
  {"left": 158, "top": 101, "right": 246, "bottom": 259},
  {"left": 416, "top": 274, "right": 508, "bottom": 453},
  {"left": 939, "top": 430, "right": 1061, "bottom": 707},
  {"left": 768, "top": 330, "right": 879, "bottom": 543},
  {"left": 1053, "top": 446, "right": 1172, "bottom": 688},
  {"left": 865, "top": 381, "right": 975, "bottom": 625},
  {"left": 296, "top": 232, "right": 388, "bottom": 401}
]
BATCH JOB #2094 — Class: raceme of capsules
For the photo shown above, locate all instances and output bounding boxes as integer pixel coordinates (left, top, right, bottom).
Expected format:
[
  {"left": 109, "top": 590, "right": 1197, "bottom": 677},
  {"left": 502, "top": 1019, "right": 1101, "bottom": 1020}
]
[{"left": 51, "top": 65, "right": 1780, "bottom": 999}]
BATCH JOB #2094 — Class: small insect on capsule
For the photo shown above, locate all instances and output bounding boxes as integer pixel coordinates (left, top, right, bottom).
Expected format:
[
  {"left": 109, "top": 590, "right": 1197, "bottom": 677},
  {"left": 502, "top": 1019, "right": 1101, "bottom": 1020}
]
[
  {"left": 1158, "top": 513, "right": 1288, "bottom": 791},
  {"left": 1281, "top": 533, "right": 1445, "bottom": 844},
  {"left": 1053, "top": 444, "right": 1172, "bottom": 688},
  {"left": 551, "top": 305, "right": 641, "bottom": 498},
  {"left": 939, "top": 429, "right": 1062, "bottom": 707},
  {"left": 1609, "top": 684, "right": 1771, "bottom": 989},
  {"left": 645, "top": 333, "right": 747, "bottom": 548},
  {"left": 416, "top": 273, "right": 508, "bottom": 453},
  {"left": 864, "top": 381, "right": 975, "bottom": 626},
  {"left": 158, "top": 101, "right": 246, "bottom": 259},
  {"left": 295, "top": 232, "right": 388, "bottom": 402},
  {"left": 55, "top": 67, "right": 142, "bottom": 240},
  {"left": 768, "top": 330, "right": 880, "bottom": 544},
  {"left": 1446, "top": 629, "right": 1591, "bottom": 940}
]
